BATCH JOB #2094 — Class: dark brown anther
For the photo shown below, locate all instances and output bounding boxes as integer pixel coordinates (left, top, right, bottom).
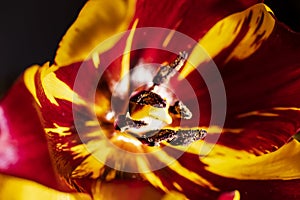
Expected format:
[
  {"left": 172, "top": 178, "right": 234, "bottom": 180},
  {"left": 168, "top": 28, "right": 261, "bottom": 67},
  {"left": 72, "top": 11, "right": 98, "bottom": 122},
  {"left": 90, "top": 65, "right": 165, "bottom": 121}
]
[
  {"left": 169, "top": 129, "right": 207, "bottom": 146},
  {"left": 153, "top": 51, "right": 188, "bottom": 85},
  {"left": 129, "top": 90, "right": 166, "bottom": 109},
  {"left": 140, "top": 129, "right": 177, "bottom": 146},
  {"left": 114, "top": 51, "right": 207, "bottom": 146},
  {"left": 169, "top": 101, "right": 192, "bottom": 119},
  {"left": 138, "top": 128, "right": 206, "bottom": 146},
  {"left": 115, "top": 114, "right": 148, "bottom": 132}
]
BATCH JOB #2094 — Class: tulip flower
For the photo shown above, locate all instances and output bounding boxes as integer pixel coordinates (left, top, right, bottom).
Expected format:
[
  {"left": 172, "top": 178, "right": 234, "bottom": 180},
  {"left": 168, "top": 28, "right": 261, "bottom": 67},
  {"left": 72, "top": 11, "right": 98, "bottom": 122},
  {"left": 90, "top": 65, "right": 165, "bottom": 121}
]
[{"left": 1, "top": 0, "right": 300, "bottom": 199}]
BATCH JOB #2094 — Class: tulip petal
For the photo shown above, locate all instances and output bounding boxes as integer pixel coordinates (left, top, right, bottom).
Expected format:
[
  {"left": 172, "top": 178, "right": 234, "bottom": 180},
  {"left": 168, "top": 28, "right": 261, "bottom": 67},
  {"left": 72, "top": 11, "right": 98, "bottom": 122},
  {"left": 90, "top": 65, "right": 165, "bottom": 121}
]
[
  {"left": 175, "top": 3, "right": 300, "bottom": 152},
  {"left": 0, "top": 77, "right": 72, "bottom": 191},
  {"left": 55, "top": 0, "right": 136, "bottom": 66},
  {"left": 0, "top": 174, "right": 91, "bottom": 200},
  {"left": 149, "top": 139, "right": 300, "bottom": 199},
  {"left": 201, "top": 139, "right": 300, "bottom": 181},
  {"left": 10, "top": 0, "right": 300, "bottom": 199},
  {"left": 218, "top": 190, "right": 240, "bottom": 200},
  {"left": 91, "top": 180, "right": 164, "bottom": 200},
  {"left": 180, "top": 3, "right": 275, "bottom": 77},
  {"left": 132, "top": 0, "right": 263, "bottom": 40}
]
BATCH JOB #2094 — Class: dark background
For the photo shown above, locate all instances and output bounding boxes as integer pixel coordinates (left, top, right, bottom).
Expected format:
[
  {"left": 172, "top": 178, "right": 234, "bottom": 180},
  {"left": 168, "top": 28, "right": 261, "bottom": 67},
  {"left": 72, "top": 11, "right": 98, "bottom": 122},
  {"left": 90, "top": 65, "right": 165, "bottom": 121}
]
[
  {"left": 0, "top": 0, "right": 299, "bottom": 97},
  {"left": 0, "top": 0, "right": 86, "bottom": 97}
]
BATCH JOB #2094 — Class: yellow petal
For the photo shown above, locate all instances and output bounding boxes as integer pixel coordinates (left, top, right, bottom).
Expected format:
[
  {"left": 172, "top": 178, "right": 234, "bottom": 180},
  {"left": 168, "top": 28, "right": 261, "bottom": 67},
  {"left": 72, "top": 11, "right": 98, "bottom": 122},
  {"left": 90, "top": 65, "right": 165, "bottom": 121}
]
[
  {"left": 0, "top": 174, "right": 91, "bottom": 200},
  {"left": 55, "top": 0, "right": 136, "bottom": 66}
]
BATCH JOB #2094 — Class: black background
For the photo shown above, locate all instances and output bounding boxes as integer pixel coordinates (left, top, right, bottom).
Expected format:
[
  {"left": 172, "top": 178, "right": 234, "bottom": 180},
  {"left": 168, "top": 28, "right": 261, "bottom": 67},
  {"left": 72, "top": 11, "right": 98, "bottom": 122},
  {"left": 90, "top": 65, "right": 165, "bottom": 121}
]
[
  {"left": 0, "top": 0, "right": 85, "bottom": 96},
  {"left": 0, "top": 0, "right": 299, "bottom": 97}
]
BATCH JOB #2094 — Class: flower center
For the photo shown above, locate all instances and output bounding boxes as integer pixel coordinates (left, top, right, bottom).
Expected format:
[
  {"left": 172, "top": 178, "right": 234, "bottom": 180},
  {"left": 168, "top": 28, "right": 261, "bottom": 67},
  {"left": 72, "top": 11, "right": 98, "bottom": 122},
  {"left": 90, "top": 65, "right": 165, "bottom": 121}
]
[{"left": 114, "top": 52, "right": 207, "bottom": 146}]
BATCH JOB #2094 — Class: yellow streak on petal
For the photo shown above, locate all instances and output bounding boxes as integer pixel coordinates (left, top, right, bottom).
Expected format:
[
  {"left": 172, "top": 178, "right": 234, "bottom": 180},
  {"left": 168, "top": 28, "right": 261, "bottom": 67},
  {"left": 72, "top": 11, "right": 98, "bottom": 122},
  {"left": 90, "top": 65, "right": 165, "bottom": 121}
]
[
  {"left": 154, "top": 150, "right": 219, "bottom": 191},
  {"left": 71, "top": 135, "right": 132, "bottom": 179},
  {"left": 224, "top": 5, "right": 275, "bottom": 63},
  {"left": 85, "top": 120, "right": 100, "bottom": 127},
  {"left": 40, "top": 65, "right": 85, "bottom": 106},
  {"left": 273, "top": 107, "right": 300, "bottom": 111},
  {"left": 179, "top": 42, "right": 210, "bottom": 80},
  {"left": 202, "top": 139, "right": 300, "bottom": 180},
  {"left": 70, "top": 140, "right": 108, "bottom": 179},
  {"left": 44, "top": 123, "right": 72, "bottom": 136},
  {"left": 70, "top": 144, "right": 88, "bottom": 159},
  {"left": 137, "top": 157, "right": 169, "bottom": 193},
  {"left": 105, "top": 170, "right": 116, "bottom": 181},
  {"left": 116, "top": 19, "right": 139, "bottom": 98},
  {"left": 94, "top": 92, "right": 111, "bottom": 118},
  {"left": 55, "top": 0, "right": 136, "bottom": 66},
  {"left": 222, "top": 128, "right": 244, "bottom": 134},
  {"left": 92, "top": 53, "right": 100, "bottom": 69},
  {"left": 180, "top": 3, "right": 275, "bottom": 79},
  {"left": 172, "top": 182, "right": 183, "bottom": 192},
  {"left": 161, "top": 191, "right": 188, "bottom": 200},
  {"left": 0, "top": 174, "right": 91, "bottom": 200},
  {"left": 70, "top": 137, "right": 107, "bottom": 159},
  {"left": 163, "top": 29, "right": 176, "bottom": 48},
  {"left": 163, "top": 20, "right": 182, "bottom": 48},
  {"left": 72, "top": 154, "right": 105, "bottom": 179},
  {"left": 237, "top": 111, "right": 279, "bottom": 118},
  {"left": 121, "top": 19, "right": 139, "bottom": 79},
  {"left": 91, "top": 180, "right": 163, "bottom": 200},
  {"left": 55, "top": 142, "right": 69, "bottom": 151},
  {"left": 233, "top": 190, "right": 241, "bottom": 200},
  {"left": 116, "top": 134, "right": 142, "bottom": 147},
  {"left": 23, "top": 65, "right": 41, "bottom": 107}
]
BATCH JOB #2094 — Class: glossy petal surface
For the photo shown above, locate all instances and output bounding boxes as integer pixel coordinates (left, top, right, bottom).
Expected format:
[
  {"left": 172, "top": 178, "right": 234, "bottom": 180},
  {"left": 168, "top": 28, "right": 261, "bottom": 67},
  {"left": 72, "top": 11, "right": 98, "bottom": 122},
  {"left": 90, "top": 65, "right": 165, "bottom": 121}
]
[{"left": 1, "top": 0, "right": 300, "bottom": 199}]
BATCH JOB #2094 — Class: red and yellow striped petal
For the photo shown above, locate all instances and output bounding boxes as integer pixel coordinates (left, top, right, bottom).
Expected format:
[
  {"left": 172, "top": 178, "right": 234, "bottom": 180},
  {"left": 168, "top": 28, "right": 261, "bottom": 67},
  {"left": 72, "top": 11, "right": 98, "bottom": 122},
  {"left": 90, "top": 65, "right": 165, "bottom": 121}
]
[
  {"left": 22, "top": 2, "right": 300, "bottom": 199},
  {"left": 178, "top": 3, "right": 300, "bottom": 153},
  {"left": 132, "top": 0, "right": 263, "bottom": 40},
  {"left": 55, "top": 0, "right": 136, "bottom": 66},
  {"left": 151, "top": 139, "right": 300, "bottom": 199},
  {"left": 0, "top": 77, "right": 72, "bottom": 192},
  {"left": 2, "top": 0, "right": 300, "bottom": 199}
]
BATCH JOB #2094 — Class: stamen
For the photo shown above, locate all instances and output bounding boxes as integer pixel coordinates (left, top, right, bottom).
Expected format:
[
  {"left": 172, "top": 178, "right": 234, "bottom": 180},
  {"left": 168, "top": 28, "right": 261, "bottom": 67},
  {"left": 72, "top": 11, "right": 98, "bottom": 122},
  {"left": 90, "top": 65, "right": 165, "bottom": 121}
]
[
  {"left": 169, "top": 101, "right": 192, "bottom": 119},
  {"left": 153, "top": 51, "right": 188, "bottom": 85},
  {"left": 129, "top": 91, "right": 166, "bottom": 108},
  {"left": 170, "top": 129, "right": 207, "bottom": 146},
  {"left": 115, "top": 114, "right": 148, "bottom": 132},
  {"left": 138, "top": 128, "right": 207, "bottom": 146},
  {"left": 113, "top": 51, "right": 207, "bottom": 146},
  {"left": 139, "top": 129, "right": 177, "bottom": 146}
]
